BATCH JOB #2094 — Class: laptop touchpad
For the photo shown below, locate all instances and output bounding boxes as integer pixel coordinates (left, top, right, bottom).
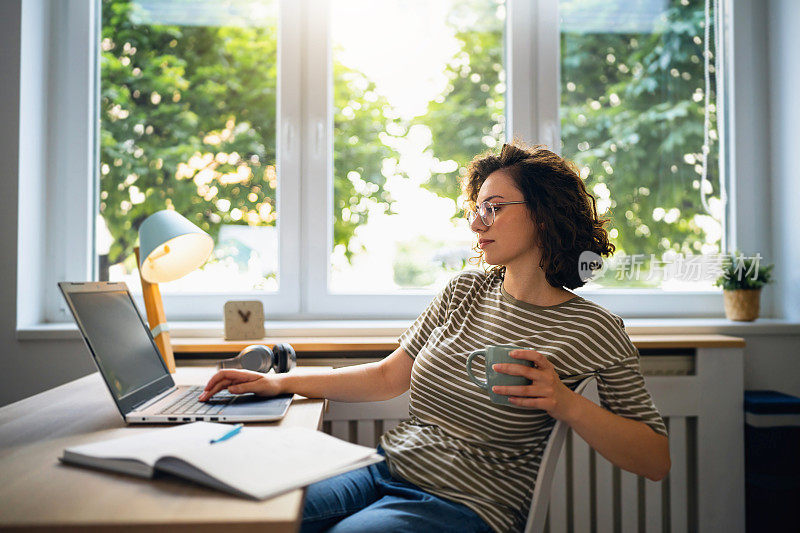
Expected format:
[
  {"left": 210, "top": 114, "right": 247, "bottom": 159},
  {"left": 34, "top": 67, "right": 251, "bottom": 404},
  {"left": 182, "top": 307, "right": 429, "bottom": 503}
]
[{"left": 222, "top": 394, "right": 293, "bottom": 415}]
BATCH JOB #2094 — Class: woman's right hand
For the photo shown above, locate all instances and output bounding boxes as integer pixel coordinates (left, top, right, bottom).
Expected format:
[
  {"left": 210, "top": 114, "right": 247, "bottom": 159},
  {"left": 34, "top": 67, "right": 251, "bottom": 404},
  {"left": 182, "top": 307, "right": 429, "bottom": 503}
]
[{"left": 198, "top": 369, "right": 283, "bottom": 401}]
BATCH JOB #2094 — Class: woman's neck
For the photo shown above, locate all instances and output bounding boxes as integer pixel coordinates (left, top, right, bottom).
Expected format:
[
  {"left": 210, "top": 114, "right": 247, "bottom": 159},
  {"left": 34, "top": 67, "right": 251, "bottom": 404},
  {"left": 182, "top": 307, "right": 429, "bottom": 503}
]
[{"left": 502, "top": 265, "right": 574, "bottom": 307}]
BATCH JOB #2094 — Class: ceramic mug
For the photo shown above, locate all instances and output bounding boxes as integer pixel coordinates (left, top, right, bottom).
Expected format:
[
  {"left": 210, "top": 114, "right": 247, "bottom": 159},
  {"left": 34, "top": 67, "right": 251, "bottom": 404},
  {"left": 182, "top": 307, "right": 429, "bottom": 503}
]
[{"left": 466, "top": 344, "right": 535, "bottom": 405}]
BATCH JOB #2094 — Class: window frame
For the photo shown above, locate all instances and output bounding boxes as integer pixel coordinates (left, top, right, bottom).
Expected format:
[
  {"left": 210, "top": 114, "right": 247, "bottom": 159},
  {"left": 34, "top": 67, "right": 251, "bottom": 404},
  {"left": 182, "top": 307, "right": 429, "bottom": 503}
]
[
  {"left": 44, "top": 0, "right": 304, "bottom": 322},
  {"left": 29, "top": 0, "right": 752, "bottom": 325}
]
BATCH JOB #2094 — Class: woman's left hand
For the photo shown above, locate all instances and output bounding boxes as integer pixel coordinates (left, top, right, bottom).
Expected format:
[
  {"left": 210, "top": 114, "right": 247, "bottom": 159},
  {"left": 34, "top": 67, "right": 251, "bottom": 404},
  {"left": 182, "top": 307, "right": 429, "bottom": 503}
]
[{"left": 492, "top": 349, "right": 579, "bottom": 421}]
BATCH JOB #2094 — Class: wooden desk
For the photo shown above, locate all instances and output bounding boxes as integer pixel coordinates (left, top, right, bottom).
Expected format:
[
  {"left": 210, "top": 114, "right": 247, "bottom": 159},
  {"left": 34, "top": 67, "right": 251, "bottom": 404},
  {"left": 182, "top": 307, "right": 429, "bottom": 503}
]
[
  {"left": 171, "top": 333, "right": 746, "bottom": 355},
  {"left": 0, "top": 367, "right": 327, "bottom": 532}
]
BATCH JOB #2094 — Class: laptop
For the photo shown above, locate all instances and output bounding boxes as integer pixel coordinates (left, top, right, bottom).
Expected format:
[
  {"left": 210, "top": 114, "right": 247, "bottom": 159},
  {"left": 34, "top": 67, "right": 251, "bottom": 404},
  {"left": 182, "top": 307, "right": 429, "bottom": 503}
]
[{"left": 58, "top": 281, "right": 292, "bottom": 424}]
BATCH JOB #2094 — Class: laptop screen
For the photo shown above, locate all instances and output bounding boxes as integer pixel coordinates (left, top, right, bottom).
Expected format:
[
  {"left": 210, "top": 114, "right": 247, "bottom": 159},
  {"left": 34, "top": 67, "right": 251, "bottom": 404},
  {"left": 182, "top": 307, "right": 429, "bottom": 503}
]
[
  {"left": 69, "top": 290, "right": 168, "bottom": 399},
  {"left": 59, "top": 282, "right": 175, "bottom": 415}
]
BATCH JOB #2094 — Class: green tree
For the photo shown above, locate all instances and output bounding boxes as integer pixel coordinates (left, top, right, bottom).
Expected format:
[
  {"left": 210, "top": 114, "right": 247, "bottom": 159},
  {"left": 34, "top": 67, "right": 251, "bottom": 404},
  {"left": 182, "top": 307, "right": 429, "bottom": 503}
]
[
  {"left": 100, "top": 0, "right": 401, "bottom": 278},
  {"left": 560, "top": 0, "right": 720, "bottom": 284},
  {"left": 416, "top": 0, "right": 506, "bottom": 202},
  {"left": 102, "top": 0, "right": 721, "bottom": 290},
  {"left": 416, "top": 0, "right": 720, "bottom": 287},
  {"left": 332, "top": 61, "right": 400, "bottom": 261},
  {"left": 100, "top": 0, "right": 278, "bottom": 275}
]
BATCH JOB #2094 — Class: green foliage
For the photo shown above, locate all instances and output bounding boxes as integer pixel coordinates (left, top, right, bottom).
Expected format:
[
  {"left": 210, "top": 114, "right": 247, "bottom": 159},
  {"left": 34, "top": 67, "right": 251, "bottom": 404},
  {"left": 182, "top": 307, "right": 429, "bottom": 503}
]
[
  {"left": 393, "top": 257, "right": 438, "bottom": 288},
  {"left": 332, "top": 61, "right": 400, "bottom": 260},
  {"left": 100, "top": 0, "right": 400, "bottom": 272},
  {"left": 100, "top": 0, "right": 278, "bottom": 268},
  {"left": 416, "top": 0, "right": 505, "bottom": 203},
  {"left": 392, "top": 250, "right": 472, "bottom": 289},
  {"left": 714, "top": 251, "right": 775, "bottom": 291},
  {"left": 101, "top": 0, "right": 724, "bottom": 289},
  {"left": 560, "top": 0, "right": 721, "bottom": 270},
  {"left": 416, "top": 0, "right": 722, "bottom": 285},
  {"left": 392, "top": 238, "right": 463, "bottom": 288}
]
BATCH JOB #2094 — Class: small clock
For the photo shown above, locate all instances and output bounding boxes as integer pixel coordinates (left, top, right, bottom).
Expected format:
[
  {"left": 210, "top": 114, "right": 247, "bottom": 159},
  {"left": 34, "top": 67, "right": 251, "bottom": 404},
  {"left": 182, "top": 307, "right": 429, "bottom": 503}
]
[{"left": 223, "top": 301, "right": 265, "bottom": 340}]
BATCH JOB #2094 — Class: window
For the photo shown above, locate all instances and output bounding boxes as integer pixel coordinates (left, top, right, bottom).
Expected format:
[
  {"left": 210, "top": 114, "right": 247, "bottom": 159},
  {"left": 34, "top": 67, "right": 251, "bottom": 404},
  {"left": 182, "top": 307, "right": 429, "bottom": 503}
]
[
  {"left": 99, "top": 0, "right": 281, "bottom": 293},
  {"left": 329, "top": 1, "right": 505, "bottom": 293},
  {"left": 560, "top": 0, "right": 725, "bottom": 291},
  {"left": 41, "top": 0, "right": 731, "bottom": 323}
]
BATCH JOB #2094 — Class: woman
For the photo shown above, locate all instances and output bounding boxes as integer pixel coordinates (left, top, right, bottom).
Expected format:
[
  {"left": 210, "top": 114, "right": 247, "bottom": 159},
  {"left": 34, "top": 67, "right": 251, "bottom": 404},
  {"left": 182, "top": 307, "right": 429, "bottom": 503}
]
[{"left": 199, "top": 142, "right": 670, "bottom": 533}]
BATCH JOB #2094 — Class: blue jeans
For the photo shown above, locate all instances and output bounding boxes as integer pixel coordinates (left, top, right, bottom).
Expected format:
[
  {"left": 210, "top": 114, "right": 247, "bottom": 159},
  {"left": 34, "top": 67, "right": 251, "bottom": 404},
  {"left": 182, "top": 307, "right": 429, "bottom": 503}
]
[{"left": 300, "top": 447, "right": 492, "bottom": 533}]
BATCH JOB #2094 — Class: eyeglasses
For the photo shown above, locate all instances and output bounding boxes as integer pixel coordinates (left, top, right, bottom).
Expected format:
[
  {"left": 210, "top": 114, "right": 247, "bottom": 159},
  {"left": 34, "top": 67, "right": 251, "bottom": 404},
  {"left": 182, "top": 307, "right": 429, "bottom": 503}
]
[{"left": 465, "top": 200, "right": 527, "bottom": 227}]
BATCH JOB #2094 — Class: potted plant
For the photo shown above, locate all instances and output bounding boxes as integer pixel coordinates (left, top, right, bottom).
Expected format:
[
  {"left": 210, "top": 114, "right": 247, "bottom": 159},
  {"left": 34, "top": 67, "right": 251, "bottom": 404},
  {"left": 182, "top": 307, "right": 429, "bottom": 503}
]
[{"left": 714, "top": 251, "right": 775, "bottom": 321}]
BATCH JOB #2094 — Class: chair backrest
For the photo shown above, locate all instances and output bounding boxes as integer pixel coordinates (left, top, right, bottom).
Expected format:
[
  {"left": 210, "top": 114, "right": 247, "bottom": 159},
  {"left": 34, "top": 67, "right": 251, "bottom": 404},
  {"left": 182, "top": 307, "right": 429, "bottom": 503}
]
[{"left": 524, "top": 375, "right": 597, "bottom": 533}]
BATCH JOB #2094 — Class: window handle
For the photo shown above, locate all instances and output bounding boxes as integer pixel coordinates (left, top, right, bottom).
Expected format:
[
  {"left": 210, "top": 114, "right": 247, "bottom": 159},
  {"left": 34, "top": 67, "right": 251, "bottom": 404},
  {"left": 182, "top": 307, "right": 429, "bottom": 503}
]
[
  {"left": 283, "top": 122, "right": 295, "bottom": 154},
  {"left": 314, "top": 121, "right": 324, "bottom": 158},
  {"left": 543, "top": 121, "right": 559, "bottom": 153}
]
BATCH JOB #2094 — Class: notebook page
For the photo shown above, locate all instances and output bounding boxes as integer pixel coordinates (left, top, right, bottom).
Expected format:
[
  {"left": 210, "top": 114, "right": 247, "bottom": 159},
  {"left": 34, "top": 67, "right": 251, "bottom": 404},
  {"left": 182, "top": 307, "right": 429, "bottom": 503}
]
[
  {"left": 169, "top": 426, "right": 382, "bottom": 499},
  {"left": 63, "top": 422, "right": 232, "bottom": 466}
]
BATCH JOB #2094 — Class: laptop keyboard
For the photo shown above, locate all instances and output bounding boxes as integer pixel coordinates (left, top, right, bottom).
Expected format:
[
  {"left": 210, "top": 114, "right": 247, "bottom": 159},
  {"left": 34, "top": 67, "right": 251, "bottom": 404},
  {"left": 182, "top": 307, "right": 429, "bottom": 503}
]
[{"left": 156, "top": 386, "right": 237, "bottom": 416}]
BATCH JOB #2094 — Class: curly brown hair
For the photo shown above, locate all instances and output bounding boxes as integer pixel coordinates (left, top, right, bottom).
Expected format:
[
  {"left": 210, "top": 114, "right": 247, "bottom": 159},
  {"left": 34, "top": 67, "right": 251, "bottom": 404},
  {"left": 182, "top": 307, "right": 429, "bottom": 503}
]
[{"left": 460, "top": 141, "right": 615, "bottom": 289}]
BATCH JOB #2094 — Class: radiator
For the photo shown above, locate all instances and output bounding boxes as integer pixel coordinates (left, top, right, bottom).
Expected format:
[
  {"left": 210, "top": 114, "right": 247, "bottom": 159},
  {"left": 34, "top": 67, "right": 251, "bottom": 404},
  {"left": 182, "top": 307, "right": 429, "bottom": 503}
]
[{"left": 321, "top": 347, "right": 744, "bottom": 533}]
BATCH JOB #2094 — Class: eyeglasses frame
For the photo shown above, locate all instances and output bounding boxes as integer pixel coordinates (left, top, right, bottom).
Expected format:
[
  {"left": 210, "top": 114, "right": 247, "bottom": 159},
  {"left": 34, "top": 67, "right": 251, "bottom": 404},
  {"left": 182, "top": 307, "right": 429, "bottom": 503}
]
[{"left": 466, "top": 200, "right": 527, "bottom": 227}]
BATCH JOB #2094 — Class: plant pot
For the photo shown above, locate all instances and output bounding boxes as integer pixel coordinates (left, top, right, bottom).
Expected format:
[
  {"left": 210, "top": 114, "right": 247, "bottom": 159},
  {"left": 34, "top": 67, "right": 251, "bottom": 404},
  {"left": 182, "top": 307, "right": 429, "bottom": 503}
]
[{"left": 723, "top": 288, "right": 762, "bottom": 321}]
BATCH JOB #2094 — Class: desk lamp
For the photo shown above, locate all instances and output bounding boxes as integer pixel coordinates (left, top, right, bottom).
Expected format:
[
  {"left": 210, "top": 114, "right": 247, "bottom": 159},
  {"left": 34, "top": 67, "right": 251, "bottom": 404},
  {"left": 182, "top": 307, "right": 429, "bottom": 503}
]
[{"left": 135, "top": 210, "right": 214, "bottom": 373}]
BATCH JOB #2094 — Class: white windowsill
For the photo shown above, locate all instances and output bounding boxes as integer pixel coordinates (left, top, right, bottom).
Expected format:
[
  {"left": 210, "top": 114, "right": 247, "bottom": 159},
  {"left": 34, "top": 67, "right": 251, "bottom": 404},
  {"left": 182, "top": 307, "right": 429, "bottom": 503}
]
[{"left": 16, "top": 317, "right": 800, "bottom": 341}]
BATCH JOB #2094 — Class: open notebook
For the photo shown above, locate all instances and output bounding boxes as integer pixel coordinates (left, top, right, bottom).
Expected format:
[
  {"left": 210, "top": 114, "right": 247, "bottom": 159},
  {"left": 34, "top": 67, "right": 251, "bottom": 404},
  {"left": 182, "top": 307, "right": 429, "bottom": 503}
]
[{"left": 60, "top": 422, "right": 384, "bottom": 500}]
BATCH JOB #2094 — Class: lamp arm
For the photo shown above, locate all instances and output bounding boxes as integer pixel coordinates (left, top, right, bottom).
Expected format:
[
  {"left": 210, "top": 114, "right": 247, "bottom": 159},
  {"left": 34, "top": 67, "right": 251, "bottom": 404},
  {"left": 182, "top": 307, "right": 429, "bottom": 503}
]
[{"left": 134, "top": 246, "right": 176, "bottom": 373}]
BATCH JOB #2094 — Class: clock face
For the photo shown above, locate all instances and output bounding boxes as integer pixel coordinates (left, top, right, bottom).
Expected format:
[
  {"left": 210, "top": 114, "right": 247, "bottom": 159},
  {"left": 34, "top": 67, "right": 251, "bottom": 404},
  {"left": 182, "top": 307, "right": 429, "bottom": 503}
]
[{"left": 224, "top": 301, "right": 265, "bottom": 340}]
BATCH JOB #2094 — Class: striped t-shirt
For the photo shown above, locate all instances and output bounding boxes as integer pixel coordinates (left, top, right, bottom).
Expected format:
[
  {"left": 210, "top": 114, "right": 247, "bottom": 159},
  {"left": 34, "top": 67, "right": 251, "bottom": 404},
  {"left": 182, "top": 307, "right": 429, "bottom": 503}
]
[{"left": 379, "top": 269, "right": 668, "bottom": 533}]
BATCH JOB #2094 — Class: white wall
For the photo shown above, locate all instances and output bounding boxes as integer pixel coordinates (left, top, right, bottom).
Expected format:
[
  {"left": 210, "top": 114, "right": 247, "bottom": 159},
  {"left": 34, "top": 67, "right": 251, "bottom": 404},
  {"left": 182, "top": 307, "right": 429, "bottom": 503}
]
[
  {"left": 729, "top": 0, "right": 775, "bottom": 316},
  {"left": 1, "top": 0, "right": 97, "bottom": 407},
  {"left": 767, "top": 0, "right": 800, "bottom": 321},
  {"left": 0, "top": 0, "right": 798, "bottom": 407}
]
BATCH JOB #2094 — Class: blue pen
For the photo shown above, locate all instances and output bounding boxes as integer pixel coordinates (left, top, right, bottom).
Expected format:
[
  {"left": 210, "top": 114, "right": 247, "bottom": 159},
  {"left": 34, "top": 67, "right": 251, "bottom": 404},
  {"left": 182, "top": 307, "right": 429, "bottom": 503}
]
[{"left": 209, "top": 423, "right": 243, "bottom": 445}]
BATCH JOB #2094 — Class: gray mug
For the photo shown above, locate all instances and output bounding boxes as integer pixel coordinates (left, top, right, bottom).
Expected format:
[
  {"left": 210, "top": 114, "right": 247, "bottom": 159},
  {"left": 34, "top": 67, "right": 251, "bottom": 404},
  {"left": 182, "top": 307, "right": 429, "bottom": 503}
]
[{"left": 466, "top": 344, "right": 534, "bottom": 405}]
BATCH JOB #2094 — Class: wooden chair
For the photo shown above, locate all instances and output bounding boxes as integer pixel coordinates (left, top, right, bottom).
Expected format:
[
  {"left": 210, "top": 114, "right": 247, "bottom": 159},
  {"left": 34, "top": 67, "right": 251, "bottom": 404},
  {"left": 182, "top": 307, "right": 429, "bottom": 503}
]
[
  {"left": 325, "top": 375, "right": 599, "bottom": 533},
  {"left": 524, "top": 375, "right": 597, "bottom": 533}
]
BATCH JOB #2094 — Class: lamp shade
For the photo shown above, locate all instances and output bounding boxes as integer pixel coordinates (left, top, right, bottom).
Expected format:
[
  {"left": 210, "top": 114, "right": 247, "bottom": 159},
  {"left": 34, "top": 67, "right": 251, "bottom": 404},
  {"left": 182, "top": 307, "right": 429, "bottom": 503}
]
[{"left": 138, "top": 210, "right": 214, "bottom": 283}]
